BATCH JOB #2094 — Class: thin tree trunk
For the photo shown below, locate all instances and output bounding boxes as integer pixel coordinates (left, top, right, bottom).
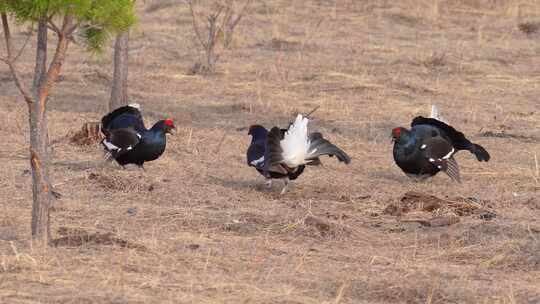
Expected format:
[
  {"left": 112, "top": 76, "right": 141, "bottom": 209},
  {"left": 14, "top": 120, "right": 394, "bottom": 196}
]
[
  {"left": 3, "top": 12, "right": 74, "bottom": 244},
  {"left": 29, "top": 14, "right": 72, "bottom": 243},
  {"left": 30, "top": 16, "right": 51, "bottom": 243},
  {"left": 109, "top": 31, "right": 129, "bottom": 111}
]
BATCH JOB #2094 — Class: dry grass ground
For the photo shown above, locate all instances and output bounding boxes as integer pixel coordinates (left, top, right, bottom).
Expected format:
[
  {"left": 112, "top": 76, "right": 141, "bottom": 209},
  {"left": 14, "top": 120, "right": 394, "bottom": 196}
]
[{"left": 1, "top": 0, "right": 540, "bottom": 303}]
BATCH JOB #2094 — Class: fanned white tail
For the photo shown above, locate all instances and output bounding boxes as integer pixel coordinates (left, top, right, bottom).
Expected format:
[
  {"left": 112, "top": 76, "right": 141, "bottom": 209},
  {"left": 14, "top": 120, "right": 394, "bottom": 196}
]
[
  {"left": 430, "top": 104, "right": 446, "bottom": 123},
  {"left": 280, "top": 114, "right": 310, "bottom": 167}
]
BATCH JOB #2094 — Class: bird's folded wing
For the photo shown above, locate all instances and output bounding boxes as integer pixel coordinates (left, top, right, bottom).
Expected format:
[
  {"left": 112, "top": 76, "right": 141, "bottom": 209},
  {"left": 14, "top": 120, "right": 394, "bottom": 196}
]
[
  {"left": 247, "top": 142, "right": 266, "bottom": 170},
  {"left": 421, "top": 136, "right": 461, "bottom": 182},
  {"left": 101, "top": 128, "right": 142, "bottom": 156},
  {"left": 411, "top": 116, "right": 490, "bottom": 162},
  {"left": 306, "top": 132, "right": 351, "bottom": 164}
]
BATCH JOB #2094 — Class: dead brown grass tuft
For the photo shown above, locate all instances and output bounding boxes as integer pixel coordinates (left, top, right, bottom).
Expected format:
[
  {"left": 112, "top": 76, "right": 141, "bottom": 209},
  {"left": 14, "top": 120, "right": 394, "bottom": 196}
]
[
  {"left": 69, "top": 122, "right": 102, "bottom": 146},
  {"left": 87, "top": 171, "right": 156, "bottom": 192},
  {"left": 518, "top": 21, "right": 540, "bottom": 35},
  {"left": 52, "top": 227, "right": 146, "bottom": 250},
  {"left": 422, "top": 52, "right": 447, "bottom": 69}
]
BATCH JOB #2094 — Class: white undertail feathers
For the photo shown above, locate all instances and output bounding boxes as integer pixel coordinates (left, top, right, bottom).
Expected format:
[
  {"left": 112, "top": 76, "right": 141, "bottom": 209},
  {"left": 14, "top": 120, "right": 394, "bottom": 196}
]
[
  {"left": 280, "top": 114, "right": 310, "bottom": 167},
  {"left": 430, "top": 104, "right": 446, "bottom": 123},
  {"left": 128, "top": 103, "right": 141, "bottom": 110}
]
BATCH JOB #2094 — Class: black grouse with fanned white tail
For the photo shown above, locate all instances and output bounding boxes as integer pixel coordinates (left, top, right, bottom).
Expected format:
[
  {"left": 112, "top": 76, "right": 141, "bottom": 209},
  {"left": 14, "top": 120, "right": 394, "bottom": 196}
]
[
  {"left": 101, "top": 104, "right": 175, "bottom": 168},
  {"left": 392, "top": 116, "right": 490, "bottom": 182},
  {"left": 247, "top": 114, "right": 351, "bottom": 194}
]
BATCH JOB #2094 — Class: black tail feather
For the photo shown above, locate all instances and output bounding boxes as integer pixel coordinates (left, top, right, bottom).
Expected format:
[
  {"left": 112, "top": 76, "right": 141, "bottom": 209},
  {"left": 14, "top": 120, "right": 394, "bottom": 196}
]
[
  {"left": 412, "top": 116, "right": 471, "bottom": 150},
  {"left": 288, "top": 165, "right": 305, "bottom": 180},
  {"left": 471, "top": 143, "right": 490, "bottom": 162},
  {"left": 412, "top": 116, "right": 490, "bottom": 162},
  {"left": 307, "top": 133, "right": 351, "bottom": 164},
  {"left": 101, "top": 105, "right": 143, "bottom": 135}
]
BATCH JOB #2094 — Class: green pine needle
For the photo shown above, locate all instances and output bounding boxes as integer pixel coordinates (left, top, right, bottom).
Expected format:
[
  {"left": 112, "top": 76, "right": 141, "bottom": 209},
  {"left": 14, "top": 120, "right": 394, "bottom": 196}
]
[{"left": 2, "top": 0, "right": 136, "bottom": 51}]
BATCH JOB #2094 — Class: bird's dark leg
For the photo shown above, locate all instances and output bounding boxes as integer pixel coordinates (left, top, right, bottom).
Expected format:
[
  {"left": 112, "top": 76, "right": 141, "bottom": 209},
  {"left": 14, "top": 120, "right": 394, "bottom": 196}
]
[
  {"left": 139, "top": 164, "right": 146, "bottom": 172},
  {"left": 280, "top": 178, "right": 289, "bottom": 195}
]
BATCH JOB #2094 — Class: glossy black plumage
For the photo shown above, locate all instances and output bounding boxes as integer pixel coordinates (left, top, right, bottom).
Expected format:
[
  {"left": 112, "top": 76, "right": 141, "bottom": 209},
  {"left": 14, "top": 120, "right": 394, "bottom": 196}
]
[
  {"left": 247, "top": 115, "right": 351, "bottom": 193},
  {"left": 392, "top": 116, "right": 490, "bottom": 182},
  {"left": 412, "top": 116, "right": 490, "bottom": 162},
  {"left": 101, "top": 105, "right": 175, "bottom": 168}
]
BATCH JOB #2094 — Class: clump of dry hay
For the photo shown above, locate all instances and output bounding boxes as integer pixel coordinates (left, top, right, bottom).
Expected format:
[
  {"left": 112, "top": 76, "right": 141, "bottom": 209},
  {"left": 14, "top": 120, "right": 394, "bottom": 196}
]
[
  {"left": 281, "top": 214, "right": 353, "bottom": 239},
  {"left": 52, "top": 227, "right": 146, "bottom": 250},
  {"left": 518, "top": 22, "right": 539, "bottom": 35},
  {"left": 382, "top": 191, "right": 496, "bottom": 227},
  {"left": 69, "top": 122, "right": 102, "bottom": 146},
  {"left": 87, "top": 172, "right": 156, "bottom": 193}
]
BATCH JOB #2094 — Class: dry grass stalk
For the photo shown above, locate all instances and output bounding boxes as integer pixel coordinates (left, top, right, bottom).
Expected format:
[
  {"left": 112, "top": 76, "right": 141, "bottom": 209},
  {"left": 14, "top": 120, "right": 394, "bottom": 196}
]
[
  {"left": 52, "top": 227, "right": 146, "bottom": 250},
  {"left": 422, "top": 52, "right": 446, "bottom": 69}
]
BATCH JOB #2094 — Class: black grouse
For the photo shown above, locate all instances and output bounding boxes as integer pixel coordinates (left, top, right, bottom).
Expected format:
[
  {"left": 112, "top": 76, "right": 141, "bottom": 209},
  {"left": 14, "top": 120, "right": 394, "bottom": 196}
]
[
  {"left": 101, "top": 104, "right": 175, "bottom": 168},
  {"left": 392, "top": 116, "right": 490, "bottom": 182},
  {"left": 247, "top": 114, "right": 351, "bottom": 194}
]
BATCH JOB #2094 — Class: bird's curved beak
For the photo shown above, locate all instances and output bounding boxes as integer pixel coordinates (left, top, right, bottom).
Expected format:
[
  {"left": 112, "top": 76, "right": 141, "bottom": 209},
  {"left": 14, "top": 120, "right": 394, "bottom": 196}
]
[{"left": 167, "top": 126, "right": 176, "bottom": 135}]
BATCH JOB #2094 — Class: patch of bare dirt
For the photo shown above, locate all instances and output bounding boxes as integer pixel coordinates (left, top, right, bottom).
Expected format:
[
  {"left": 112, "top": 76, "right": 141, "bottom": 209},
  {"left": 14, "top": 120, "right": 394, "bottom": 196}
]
[{"left": 86, "top": 172, "right": 156, "bottom": 193}]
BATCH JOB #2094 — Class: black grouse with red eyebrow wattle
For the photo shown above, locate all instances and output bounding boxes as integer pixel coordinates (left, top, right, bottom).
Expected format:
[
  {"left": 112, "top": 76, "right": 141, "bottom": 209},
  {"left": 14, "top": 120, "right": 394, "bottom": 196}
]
[
  {"left": 101, "top": 104, "right": 175, "bottom": 169},
  {"left": 391, "top": 116, "right": 490, "bottom": 183}
]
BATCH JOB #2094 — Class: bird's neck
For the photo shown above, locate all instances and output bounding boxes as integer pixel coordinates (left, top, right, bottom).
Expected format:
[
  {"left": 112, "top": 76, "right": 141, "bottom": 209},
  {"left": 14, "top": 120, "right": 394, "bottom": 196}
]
[
  {"left": 145, "top": 124, "right": 167, "bottom": 142},
  {"left": 251, "top": 132, "right": 267, "bottom": 144},
  {"left": 149, "top": 122, "right": 166, "bottom": 134},
  {"left": 398, "top": 134, "right": 417, "bottom": 154}
]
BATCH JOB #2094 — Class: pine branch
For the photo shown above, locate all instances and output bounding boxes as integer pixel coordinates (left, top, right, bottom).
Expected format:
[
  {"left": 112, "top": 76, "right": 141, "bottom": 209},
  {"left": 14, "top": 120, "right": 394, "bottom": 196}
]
[
  {"left": 47, "top": 19, "right": 61, "bottom": 35},
  {"left": 1, "top": 13, "right": 33, "bottom": 104},
  {"left": 13, "top": 30, "right": 32, "bottom": 62},
  {"left": 39, "top": 14, "right": 73, "bottom": 100},
  {"left": 3, "top": 13, "right": 14, "bottom": 60}
]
